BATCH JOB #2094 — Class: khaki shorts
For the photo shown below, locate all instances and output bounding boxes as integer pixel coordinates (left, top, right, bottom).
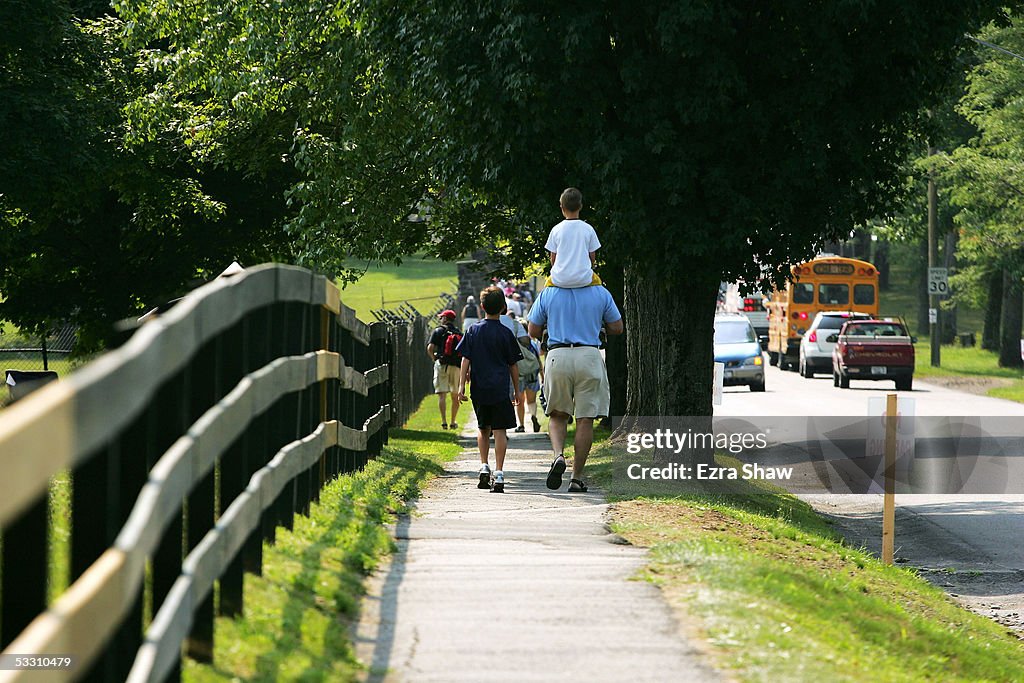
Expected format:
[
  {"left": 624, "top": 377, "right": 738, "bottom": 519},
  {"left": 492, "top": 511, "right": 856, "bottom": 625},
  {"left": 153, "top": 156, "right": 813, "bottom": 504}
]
[
  {"left": 542, "top": 347, "right": 610, "bottom": 419},
  {"left": 433, "top": 362, "right": 461, "bottom": 393}
]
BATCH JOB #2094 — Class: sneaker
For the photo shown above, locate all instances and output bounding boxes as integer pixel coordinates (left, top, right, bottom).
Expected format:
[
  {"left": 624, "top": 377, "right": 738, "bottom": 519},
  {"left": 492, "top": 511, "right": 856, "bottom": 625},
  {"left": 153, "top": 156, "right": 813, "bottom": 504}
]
[
  {"left": 546, "top": 454, "right": 566, "bottom": 490},
  {"left": 531, "top": 415, "right": 541, "bottom": 432},
  {"left": 490, "top": 471, "right": 505, "bottom": 493},
  {"left": 441, "top": 423, "right": 448, "bottom": 430},
  {"left": 450, "top": 421, "right": 458, "bottom": 430},
  {"left": 477, "top": 465, "right": 491, "bottom": 489},
  {"left": 568, "top": 478, "right": 588, "bottom": 493},
  {"left": 515, "top": 425, "right": 526, "bottom": 433}
]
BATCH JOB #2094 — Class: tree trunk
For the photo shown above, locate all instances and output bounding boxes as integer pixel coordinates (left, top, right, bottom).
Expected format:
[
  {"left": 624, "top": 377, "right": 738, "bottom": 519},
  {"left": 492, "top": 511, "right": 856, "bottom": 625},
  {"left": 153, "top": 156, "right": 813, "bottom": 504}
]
[
  {"left": 876, "top": 239, "right": 890, "bottom": 291},
  {"left": 916, "top": 235, "right": 930, "bottom": 337},
  {"left": 982, "top": 269, "right": 1002, "bottom": 351},
  {"left": 602, "top": 264, "right": 627, "bottom": 424},
  {"left": 940, "top": 229, "right": 957, "bottom": 345},
  {"left": 998, "top": 269, "right": 1023, "bottom": 368},
  {"left": 619, "top": 264, "right": 718, "bottom": 465}
]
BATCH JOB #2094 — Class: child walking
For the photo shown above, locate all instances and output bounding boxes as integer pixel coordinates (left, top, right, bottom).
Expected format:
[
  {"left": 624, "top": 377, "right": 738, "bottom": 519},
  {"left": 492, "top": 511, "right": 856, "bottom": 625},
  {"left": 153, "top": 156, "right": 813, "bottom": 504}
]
[
  {"left": 456, "top": 286, "right": 522, "bottom": 492},
  {"left": 545, "top": 187, "right": 602, "bottom": 288}
]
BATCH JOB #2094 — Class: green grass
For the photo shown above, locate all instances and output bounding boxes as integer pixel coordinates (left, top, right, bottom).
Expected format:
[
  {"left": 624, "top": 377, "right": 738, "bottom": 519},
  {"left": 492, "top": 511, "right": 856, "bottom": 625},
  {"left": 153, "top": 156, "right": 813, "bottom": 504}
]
[
  {"left": 912, "top": 341, "right": 1024, "bottom": 380},
  {"left": 988, "top": 382, "right": 1024, "bottom": 403},
  {"left": 182, "top": 398, "right": 461, "bottom": 682},
  {"left": 584, "top": 443, "right": 1024, "bottom": 683},
  {"left": 48, "top": 472, "right": 72, "bottom": 604},
  {"left": 337, "top": 256, "right": 458, "bottom": 320},
  {"left": 910, "top": 339, "right": 1024, "bottom": 404}
]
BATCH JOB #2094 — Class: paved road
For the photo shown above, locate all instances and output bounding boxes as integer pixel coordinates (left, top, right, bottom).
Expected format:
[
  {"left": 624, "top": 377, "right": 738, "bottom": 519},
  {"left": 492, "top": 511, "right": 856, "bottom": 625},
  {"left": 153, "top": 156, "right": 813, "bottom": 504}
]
[
  {"left": 719, "top": 361, "right": 1024, "bottom": 632},
  {"left": 717, "top": 359, "right": 1024, "bottom": 417},
  {"left": 353, "top": 423, "right": 721, "bottom": 682}
]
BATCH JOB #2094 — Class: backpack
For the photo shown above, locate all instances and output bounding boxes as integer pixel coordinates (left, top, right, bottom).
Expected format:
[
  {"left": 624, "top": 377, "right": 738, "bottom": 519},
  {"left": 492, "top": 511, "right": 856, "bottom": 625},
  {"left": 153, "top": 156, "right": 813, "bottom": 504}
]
[
  {"left": 442, "top": 328, "right": 463, "bottom": 364},
  {"left": 516, "top": 340, "right": 541, "bottom": 381}
]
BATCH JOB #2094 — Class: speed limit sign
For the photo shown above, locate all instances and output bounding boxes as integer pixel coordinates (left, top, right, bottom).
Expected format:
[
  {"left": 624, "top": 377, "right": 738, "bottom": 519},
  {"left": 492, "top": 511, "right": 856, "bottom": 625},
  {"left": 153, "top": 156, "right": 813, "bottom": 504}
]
[{"left": 928, "top": 268, "right": 949, "bottom": 297}]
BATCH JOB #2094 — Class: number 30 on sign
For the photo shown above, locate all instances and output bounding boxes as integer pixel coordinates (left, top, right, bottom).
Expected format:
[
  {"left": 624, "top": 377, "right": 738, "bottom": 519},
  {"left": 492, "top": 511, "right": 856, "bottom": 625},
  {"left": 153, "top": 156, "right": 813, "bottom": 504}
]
[{"left": 928, "top": 268, "right": 949, "bottom": 296}]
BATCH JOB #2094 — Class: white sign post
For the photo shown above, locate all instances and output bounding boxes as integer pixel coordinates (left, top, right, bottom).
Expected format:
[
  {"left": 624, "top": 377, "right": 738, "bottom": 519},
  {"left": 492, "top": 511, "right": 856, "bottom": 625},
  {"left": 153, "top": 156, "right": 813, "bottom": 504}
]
[
  {"left": 867, "top": 396, "right": 915, "bottom": 460},
  {"left": 928, "top": 267, "right": 949, "bottom": 297},
  {"left": 713, "top": 362, "right": 724, "bottom": 406}
]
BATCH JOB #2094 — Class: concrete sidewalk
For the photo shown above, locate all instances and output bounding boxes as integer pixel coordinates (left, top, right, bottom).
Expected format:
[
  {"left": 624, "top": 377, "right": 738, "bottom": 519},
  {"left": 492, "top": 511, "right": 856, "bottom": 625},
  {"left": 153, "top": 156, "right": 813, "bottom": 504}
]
[{"left": 353, "top": 418, "right": 721, "bottom": 682}]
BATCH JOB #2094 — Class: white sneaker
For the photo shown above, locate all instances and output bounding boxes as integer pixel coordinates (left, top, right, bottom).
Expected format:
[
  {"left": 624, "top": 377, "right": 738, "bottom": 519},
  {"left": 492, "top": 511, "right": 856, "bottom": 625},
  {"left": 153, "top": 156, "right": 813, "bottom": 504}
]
[
  {"left": 490, "top": 470, "right": 505, "bottom": 493},
  {"left": 477, "top": 464, "right": 491, "bottom": 489}
]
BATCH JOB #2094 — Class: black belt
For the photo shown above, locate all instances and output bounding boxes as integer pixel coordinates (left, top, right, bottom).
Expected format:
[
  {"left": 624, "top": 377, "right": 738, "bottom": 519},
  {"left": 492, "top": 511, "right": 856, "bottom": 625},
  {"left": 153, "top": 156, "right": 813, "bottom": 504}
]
[{"left": 548, "top": 343, "right": 599, "bottom": 350}]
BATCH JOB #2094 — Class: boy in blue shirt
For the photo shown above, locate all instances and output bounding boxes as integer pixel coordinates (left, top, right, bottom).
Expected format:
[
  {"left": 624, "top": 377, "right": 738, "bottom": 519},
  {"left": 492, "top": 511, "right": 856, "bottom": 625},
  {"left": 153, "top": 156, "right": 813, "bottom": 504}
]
[{"left": 456, "top": 286, "right": 522, "bottom": 493}]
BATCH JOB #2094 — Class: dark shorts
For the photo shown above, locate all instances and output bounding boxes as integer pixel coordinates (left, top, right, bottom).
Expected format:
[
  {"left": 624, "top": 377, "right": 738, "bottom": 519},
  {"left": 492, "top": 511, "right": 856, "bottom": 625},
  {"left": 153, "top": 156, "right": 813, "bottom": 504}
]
[{"left": 472, "top": 400, "right": 517, "bottom": 431}]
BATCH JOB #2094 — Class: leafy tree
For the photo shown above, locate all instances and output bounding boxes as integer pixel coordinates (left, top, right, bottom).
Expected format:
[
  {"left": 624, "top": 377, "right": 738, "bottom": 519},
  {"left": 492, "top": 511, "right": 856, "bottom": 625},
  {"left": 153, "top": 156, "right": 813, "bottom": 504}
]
[
  {"left": 0, "top": 4, "right": 294, "bottom": 348},
  {"left": 117, "top": 1, "right": 1013, "bottom": 420},
  {"left": 116, "top": 0, "right": 440, "bottom": 282},
  {"left": 350, "top": 1, "right": 1011, "bottom": 417},
  {"left": 941, "top": 18, "right": 1024, "bottom": 366}
]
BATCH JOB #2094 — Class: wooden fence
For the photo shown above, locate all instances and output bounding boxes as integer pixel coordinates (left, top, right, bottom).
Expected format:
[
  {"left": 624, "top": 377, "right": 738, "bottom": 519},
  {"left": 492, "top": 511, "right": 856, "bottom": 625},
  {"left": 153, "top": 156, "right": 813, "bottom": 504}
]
[{"left": 0, "top": 264, "right": 434, "bottom": 682}]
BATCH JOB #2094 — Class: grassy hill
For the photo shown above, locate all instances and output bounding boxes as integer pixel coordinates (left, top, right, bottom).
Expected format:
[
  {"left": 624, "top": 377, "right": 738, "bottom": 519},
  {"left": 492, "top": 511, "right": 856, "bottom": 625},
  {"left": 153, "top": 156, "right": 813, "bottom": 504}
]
[{"left": 337, "top": 256, "right": 459, "bottom": 321}]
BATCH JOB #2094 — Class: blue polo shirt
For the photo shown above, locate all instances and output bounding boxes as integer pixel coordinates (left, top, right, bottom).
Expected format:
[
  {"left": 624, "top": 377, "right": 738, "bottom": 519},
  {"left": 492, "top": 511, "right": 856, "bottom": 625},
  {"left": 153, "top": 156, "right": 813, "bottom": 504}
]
[
  {"left": 528, "top": 286, "right": 622, "bottom": 346},
  {"left": 455, "top": 319, "right": 523, "bottom": 404}
]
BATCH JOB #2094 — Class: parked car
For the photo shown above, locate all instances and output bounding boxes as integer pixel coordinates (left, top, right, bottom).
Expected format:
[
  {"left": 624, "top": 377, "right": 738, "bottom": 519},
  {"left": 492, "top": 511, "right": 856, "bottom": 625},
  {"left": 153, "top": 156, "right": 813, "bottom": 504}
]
[
  {"left": 830, "top": 318, "right": 916, "bottom": 391},
  {"left": 714, "top": 314, "right": 765, "bottom": 392},
  {"left": 798, "top": 311, "right": 873, "bottom": 378}
]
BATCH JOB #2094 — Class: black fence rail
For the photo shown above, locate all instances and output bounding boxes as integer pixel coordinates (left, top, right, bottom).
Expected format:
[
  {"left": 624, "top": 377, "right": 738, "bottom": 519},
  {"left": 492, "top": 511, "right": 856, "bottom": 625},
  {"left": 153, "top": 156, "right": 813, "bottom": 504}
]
[{"left": 0, "top": 264, "right": 434, "bottom": 682}]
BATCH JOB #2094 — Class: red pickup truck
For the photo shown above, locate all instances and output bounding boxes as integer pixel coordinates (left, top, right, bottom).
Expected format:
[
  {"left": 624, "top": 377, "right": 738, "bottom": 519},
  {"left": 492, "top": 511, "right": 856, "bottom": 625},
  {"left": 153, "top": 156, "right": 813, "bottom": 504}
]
[{"left": 829, "top": 319, "right": 915, "bottom": 391}]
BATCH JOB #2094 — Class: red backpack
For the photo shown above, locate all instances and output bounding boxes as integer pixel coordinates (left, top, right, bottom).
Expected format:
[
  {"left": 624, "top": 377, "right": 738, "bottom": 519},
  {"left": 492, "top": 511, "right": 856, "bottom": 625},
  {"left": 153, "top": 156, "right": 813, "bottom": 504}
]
[{"left": 442, "top": 328, "right": 463, "bottom": 363}]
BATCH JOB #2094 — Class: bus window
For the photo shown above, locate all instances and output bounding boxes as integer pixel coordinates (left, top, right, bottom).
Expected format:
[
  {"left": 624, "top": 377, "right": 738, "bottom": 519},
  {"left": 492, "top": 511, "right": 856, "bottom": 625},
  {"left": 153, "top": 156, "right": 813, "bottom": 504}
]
[
  {"left": 854, "top": 284, "right": 875, "bottom": 305},
  {"left": 792, "top": 283, "right": 814, "bottom": 304},
  {"left": 818, "top": 283, "right": 849, "bottom": 305}
]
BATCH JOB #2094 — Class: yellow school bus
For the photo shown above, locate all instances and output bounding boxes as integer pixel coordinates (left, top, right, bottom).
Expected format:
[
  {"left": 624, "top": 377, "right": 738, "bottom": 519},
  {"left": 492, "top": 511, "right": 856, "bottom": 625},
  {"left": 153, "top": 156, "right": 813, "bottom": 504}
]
[{"left": 766, "top": 256, "right": 880, "bottom": 370}]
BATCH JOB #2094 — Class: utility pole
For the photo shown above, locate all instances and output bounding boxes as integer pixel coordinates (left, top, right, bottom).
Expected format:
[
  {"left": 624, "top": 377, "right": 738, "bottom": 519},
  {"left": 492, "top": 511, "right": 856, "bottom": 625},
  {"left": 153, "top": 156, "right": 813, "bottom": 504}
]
[{"left": 927, "top": 146, "right": 941, "bottom": 367}]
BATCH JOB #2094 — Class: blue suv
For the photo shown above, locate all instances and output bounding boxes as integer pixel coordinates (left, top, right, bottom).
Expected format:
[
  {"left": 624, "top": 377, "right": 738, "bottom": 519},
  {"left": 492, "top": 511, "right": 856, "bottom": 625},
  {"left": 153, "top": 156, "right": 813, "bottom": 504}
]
[{"left": 713, "top": 314, "right": 765, "bottom": 392}]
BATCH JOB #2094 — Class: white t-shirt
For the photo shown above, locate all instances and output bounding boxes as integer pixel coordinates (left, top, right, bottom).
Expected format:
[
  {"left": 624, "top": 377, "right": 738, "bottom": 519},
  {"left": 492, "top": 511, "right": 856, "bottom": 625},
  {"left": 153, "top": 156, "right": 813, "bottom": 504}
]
[
  {"left": 545, "top": 219, "right": 601, "bottom": 288},
  {"left": 505, "top": 298, "right": 524, "bottom": 317}
]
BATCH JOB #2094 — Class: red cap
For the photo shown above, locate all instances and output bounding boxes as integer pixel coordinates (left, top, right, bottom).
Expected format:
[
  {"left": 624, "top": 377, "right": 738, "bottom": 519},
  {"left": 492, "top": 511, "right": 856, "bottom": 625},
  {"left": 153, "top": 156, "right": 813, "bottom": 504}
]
[{"left": 438, "top": 309, "right": 456, "bottom": 319}]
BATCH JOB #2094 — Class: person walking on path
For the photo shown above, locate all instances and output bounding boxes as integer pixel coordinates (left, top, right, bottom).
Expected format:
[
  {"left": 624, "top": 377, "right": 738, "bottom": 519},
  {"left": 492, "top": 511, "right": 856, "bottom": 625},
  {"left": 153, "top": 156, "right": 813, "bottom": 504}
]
[
  {"left": 528, "top": 284, "right": 622, "bottom": 492},
  {"left": 456, "top": 286, "right": 522, "bottom": 492},
  {"left": 426, "top": 309, "right": 463, "bottom": 430},
  {"left": 461, "top": 295, "right": 481, "bottom": 331},
  {"left": 514, "top": 333, "right": 543, "bottom": 433}
]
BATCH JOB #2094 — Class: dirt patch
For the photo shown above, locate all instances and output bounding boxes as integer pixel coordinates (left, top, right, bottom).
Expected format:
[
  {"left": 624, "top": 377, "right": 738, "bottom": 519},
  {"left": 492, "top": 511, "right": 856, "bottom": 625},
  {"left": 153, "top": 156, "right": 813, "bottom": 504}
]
[
  {"left": 609, "top": 499, "right": 752, "bottom": 546},
  {"left": 917, "top": 374, "right": 1014, "bottom": 396}
]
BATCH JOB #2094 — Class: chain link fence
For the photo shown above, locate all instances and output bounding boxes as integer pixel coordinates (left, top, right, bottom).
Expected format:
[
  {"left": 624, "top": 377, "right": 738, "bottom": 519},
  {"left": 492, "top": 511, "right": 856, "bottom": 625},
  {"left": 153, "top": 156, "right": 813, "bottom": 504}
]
[
  {"left": 0, "top": 323, "right": 77, "bottom": 372},
  {"left": 374, "top": 291, "right": 456, "bottom": 427},
  {"left": 1, "top": 324, "right": 80, "bottom": 406}
]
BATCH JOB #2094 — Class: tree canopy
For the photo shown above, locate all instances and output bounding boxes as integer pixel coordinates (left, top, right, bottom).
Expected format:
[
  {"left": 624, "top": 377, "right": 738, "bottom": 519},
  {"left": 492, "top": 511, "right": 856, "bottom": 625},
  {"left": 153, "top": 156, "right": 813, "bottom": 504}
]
[
  {"left": 5, "top": 1, "right": 1017, "bottom": 409},
  {"left": 0, "top": 2, "right": 294, "bottom": 347},
  {"left": 944, "top": 21, "right": 1024, "bottom": 282}
]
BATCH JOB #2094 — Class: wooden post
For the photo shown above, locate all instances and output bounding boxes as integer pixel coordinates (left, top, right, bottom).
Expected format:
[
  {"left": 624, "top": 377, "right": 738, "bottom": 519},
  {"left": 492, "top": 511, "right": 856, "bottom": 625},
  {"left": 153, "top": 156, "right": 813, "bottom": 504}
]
[
  {"left": 185, "top": 340, "right": 219, "bottom": 663},
  {"left": 882, "top": 393, "right": 897, "bottom": 565},
  {"left": 1, "top": 497, "right": 48, "bottom": 649},
  {"left": 319, "top": 308, "right": 329, "bottom": 492}
]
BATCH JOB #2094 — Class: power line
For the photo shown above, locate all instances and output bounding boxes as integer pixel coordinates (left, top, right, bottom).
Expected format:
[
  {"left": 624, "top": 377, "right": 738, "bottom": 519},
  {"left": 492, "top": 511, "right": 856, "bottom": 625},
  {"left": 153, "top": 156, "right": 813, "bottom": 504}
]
[{"left": 966, "top": 34, "right": 1024, "bottom": 64}]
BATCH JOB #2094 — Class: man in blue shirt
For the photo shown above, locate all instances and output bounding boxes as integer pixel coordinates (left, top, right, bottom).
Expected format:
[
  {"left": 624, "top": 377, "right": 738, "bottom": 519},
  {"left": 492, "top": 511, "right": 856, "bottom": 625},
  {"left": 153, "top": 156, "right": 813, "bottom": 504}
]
[{"left": 528, "top": 285, "right": 623, "bottom": 492}]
